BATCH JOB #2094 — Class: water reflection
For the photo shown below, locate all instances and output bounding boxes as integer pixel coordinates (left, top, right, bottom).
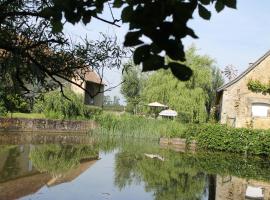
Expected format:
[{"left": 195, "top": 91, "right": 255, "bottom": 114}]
[
  {"left": 0, "top": 135, "right": 270, "bottom": 199},
  {"left": 0, "top": 143, "right": 98, "bottom": 200}
]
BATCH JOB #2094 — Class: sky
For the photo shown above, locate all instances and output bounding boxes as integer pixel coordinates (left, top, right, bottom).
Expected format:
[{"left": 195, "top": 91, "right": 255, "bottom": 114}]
[{"left": 63, "top": 0, "right": 270, "bottom": 104}]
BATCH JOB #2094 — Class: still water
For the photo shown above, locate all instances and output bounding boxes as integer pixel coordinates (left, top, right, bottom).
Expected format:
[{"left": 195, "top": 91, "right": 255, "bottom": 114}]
[{"left": 0, "top": 135, "right": 270, "bottom": 200}]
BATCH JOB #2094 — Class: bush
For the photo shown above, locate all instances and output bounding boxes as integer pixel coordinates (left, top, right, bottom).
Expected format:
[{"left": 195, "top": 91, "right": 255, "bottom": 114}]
[
  {"left": 186, "top": 123, "right": 270, "bottom": 156},
  {"left": 33, "top": 88, "right": 102, "bottom": 120},
  {"left": 83, "top": 105, "right": 102, "bottom": 118}
]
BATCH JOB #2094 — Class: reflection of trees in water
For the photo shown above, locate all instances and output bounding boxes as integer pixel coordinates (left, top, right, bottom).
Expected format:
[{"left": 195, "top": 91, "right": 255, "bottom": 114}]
[
  {"left": 29, "top": 144, "right": 98, "bottom": 177},
  {"left": 114, "top": 147, "right": 207, "bottom": 200},
  {"left": 0, "top": 146, "right": 20, "bottom": 181}
]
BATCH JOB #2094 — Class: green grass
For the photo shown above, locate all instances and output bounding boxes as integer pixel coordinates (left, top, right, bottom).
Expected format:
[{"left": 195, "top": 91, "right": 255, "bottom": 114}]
[
  {"left": 5, "top": 112, "right": 46, "bottom": 119},
  {"left": 93, "top": 112, "right": 187, "bottom": 139}
]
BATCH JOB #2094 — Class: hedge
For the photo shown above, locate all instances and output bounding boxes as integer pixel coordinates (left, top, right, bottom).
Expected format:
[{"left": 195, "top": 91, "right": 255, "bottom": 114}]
[{"left": 185, "top": 123, "right": 270, "bottom": 156}]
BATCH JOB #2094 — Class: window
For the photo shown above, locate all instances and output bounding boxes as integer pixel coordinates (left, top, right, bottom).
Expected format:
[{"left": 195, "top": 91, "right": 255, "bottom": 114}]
[{"left": 252, "top": 103, "right": 270, "bottom": 117}]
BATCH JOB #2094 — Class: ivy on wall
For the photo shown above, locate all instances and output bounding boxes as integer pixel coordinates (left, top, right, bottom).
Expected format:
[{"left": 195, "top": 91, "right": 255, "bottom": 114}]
[{"left": 247, "top": 79, "right": 270, "bottom": 95}]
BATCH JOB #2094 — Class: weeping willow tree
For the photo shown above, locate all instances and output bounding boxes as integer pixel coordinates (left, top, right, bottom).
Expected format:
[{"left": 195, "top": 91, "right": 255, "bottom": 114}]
[{"left": 141, "top": 47, "right": 223, "bottom": 123}]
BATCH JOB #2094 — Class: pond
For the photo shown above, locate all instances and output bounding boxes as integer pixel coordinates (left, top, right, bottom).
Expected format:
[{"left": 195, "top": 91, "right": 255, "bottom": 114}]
[{"left": 0, "top": 134, "right": 270, "bottom": 200}]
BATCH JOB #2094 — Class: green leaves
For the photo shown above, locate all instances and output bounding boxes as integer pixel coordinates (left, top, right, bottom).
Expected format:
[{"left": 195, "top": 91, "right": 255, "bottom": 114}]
[
  {"left": 121, "top": 6, "right": 133, "bottom": 23},
  {"left": 133, "top": 45, "right": 150, "bottom": 65},
  {"left": 113, "top": 0, "right": 124, "bottom": 8},
  {"left": 198, "top": 4, "right": 211, "bottom": 20},
  {"left": 224, "top": 0, "right": 237, "bottom": 8},
  {"left": 142, "top": 55, "right": 164, "bottom": 72},
  {"left": 214, "top": 0, "right": 237, "bottom": 13},
  {"left": 169, "top": 63, "right": 193, "bottom": 81},
  {"left": 51, "top": 20, "right": 63, "bottom": 33},
  {"left": 215, "top": 0, "right": 225, "bottom": 12},
  {"left": 124, "top": 31, "right": 143, "bottom": 47}
]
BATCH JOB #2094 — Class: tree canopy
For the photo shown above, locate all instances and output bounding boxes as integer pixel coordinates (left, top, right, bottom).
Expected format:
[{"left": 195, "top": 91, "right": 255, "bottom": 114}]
[
  {"left": 140, "top": 47, "right": 223, "bottom": 122},
  {"left": 121, "top": 61, "right": 146, "bottom": 113},
  {"left": 0, "top": 0, "right": 236, "bottom": 94}
]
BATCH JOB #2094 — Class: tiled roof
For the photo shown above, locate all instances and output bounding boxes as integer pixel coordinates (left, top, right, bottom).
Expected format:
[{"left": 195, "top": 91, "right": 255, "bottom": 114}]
[{"left": 84, "top": 70, "right": 106, "bottom": 85}]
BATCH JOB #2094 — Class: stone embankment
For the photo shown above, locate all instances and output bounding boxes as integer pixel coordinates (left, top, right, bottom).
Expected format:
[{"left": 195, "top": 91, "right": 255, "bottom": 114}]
[
  {"left": 159, "top": 137, "right": 197, "bottom": 152},
  {"left": 0, "top": 117, "right": 97, "bottom": 133}
]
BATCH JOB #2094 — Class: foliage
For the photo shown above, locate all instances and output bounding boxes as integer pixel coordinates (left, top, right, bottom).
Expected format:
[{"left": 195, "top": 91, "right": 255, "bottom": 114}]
[
  {"left": 103, "top": 105, "right": 125, "bottom": 112},
  {"left": 94, "top": 113, "right": 186, "bottom": 139},
  {"left": 112, "top": 139, "right": 270, "bottom": 200},
  {"left": 0, "top": 0, "right": 236, "bottom": 95},
  {"left": 33, "top": 88, "right": 102, "bottom": 119},
  {"left": 0, "top": 82, "right": 30, "bottom": 115},
  {"left": 141, "top": 47, "right": 222, "bottom": 123},
  {"left": 121, "top": 61, "right": 146, "bottom": 114},
  {"left": 185, "top": 123, "right": 270, "bottom": 156},
  {"left": 247, "top": 79, "right": 270, "bottom": 95},
  {"left": 0, "top": 100, "right": 7, "bottom": 116},
  {"left": 1, "top": 6, "right": 125, "bottom": 96},
  {"left": 30, "top": 144, "right": 98, "bottom": 176}
]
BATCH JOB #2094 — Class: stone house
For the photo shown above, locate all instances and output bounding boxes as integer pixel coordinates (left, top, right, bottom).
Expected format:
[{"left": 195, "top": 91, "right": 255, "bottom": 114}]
[
  {"left": 70, "top": 70, "right": 105, "bottom": 107},
  {"left": 217, "top": 50, "right": 270, "bottom": 129}
]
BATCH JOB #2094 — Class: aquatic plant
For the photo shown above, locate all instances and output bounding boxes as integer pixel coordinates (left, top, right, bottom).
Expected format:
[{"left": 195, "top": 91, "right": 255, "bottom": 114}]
[{"left": 93, "top": 113, "right": 186, "bottom": 139}]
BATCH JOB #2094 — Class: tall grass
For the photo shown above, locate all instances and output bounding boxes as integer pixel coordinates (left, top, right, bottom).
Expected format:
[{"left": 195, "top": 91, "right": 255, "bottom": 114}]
[{"left": 93, "top": 113, "right": 186, "bottom": 139}]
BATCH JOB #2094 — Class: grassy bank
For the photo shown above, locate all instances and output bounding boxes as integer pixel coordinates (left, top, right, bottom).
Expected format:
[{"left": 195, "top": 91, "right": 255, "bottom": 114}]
[
  {"left": 93, "top": 113, "right": 186, "bottom": 139},
  {"left": 184, "top": 123, "right": 270, "bottom": 156},
  {"left": 5, "top": 112, "right": 46, "bottom": 119}
]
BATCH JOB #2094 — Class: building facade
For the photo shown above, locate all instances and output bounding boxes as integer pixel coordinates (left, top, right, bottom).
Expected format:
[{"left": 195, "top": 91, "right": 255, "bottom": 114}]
[
  {"left": 217, "top": 50, "right": 270, "bottom": 129},
  {"left": 70, "top": 70, "right": 105, "bottom": 107}
]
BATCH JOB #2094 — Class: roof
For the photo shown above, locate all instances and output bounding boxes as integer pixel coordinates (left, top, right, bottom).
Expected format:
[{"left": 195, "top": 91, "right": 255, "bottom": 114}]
[
  {"left": 217, "top": 50, "right": 270, "bottom": 92},
  {"left": 159, "top": 109, "right": 178, "bottom": 117},
  {"left": 84, "top": 70, "right": 106, "bottom": 85},
  {"left": 148, "top": 102, "right": 168, "bottom": 108},
  {"left": 47, "top": 159, "right": 97, "bottom": 187},
  {"left": 76, "top": 69, "right": 106, "bottom": 85}
]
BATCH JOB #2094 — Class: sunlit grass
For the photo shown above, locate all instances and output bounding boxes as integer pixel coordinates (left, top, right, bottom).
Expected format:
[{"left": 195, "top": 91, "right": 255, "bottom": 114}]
[
  {"left": 93, "top": 113, "right": 187, "bottom": 139},
  {"left": 5, "top": 112, "right": 46, "bottom": 119}
]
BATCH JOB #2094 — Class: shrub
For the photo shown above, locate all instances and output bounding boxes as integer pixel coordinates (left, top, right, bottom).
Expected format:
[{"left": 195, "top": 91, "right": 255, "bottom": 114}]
[
  {"left": 34, "top": 88, "right": 102, "bottom": 119},
  {"left": 186, "top": 123, "right": 270, "bottom": 156}
]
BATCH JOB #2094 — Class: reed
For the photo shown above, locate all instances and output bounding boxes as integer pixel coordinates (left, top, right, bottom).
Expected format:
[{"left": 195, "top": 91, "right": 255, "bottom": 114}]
[{"left": 93, "top": 113, "right": 186, "bottom": 139}]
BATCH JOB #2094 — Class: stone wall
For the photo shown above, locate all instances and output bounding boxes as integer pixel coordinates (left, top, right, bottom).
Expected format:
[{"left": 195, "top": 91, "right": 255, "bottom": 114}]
[
  {"left": 159, "top": 137, "right": 197, "bottom": 152},
  {"left": 220, "top": 54, "right": 270, "bottom": 129},
  {"left": 215, "top": 175, "right": 270, "bottom": 200},
  {"left": 252, "top": 118, "right": 270, "bottom": 130},
  {"left": 0, "top": 118, "right": 97, "bottom": 133},
  {"left": 0, "top": 133, "right": 95, "bottom": 145}
]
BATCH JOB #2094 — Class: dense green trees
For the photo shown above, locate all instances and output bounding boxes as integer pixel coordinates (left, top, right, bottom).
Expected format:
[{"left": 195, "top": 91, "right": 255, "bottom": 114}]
[
  {"left": 121, "top": 62, "right": 146, "bottom": 113},
  {"left": 0, "top": 0, "right": 236, "bottom": 94},
  {"left": 33, "top": 88, "right": 102, "bottom": 119},
  {"left": 140, "top": 47, "right": 223, "bottom": 122}
]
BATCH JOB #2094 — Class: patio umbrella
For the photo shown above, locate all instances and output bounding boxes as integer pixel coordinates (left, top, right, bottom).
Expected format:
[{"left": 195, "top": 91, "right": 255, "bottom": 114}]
[
  {"left": 159, "top": 109, "right": 178, "bottom": 117},
  {"left": 147, "top": 102, "right": 168, "bottom": 108}
]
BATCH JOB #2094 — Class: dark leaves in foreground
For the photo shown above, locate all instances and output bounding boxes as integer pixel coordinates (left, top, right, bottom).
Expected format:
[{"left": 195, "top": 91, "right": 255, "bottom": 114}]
[{"left": 0, "top": 0, "right": 237, "bottom": 83}]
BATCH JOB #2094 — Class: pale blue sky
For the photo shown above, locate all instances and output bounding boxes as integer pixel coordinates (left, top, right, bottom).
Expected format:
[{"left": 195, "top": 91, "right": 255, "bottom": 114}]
[{"left": 64, "top": 0, "right": 270, "bottom": 103}]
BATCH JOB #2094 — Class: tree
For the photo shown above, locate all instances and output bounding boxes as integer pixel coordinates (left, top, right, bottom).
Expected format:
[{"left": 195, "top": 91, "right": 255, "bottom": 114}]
[
  {"left": 121, "top": 61, "right": 146, "bottom": 114},
  {"left": 0, "top": 0, "right": 236, "bottom": 94},
  {"left": 141, "top": 47, "right": 222, "bottom": 122}
]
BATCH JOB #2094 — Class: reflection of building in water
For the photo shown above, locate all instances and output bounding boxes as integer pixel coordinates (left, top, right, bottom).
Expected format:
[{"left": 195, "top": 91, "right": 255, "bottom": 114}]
[
  {"left": 215, "top": 175, "right": 270, "bottom": 200},
  {"left": 47, "top": 159, "right": 97, "bottom": 187},
  {"left": 0, "top": 145, "right": 98, "bottom": 200}
]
